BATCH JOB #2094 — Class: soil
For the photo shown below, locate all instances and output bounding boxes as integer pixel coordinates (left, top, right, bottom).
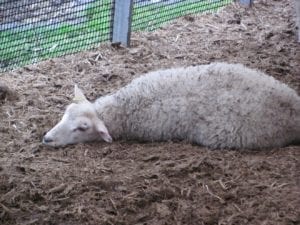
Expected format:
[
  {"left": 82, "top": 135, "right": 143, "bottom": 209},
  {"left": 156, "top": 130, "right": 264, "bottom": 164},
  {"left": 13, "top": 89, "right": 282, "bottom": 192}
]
[
  {"left": 0, "top": 0, "right": 300, "bottom": 225},
  {"left": 0, "top": 81, "right": 18, "bottom": 103}
]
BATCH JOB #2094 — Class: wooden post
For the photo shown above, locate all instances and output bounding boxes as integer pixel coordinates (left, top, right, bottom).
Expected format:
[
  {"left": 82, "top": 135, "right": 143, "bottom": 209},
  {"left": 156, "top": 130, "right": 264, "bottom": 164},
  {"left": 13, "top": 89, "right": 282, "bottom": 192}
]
[
  {"left": 239, "top": 0, "right": 253, "bottom": 7},
  {"left": 112, "top": 0, "right": 134, "bottom": 47}
]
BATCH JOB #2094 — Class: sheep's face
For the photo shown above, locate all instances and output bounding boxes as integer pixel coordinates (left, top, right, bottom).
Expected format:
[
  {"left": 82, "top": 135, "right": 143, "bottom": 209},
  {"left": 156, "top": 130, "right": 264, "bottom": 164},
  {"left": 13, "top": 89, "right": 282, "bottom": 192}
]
[{"left": 43, "top": 86, "right": 112, "bottom": 147}]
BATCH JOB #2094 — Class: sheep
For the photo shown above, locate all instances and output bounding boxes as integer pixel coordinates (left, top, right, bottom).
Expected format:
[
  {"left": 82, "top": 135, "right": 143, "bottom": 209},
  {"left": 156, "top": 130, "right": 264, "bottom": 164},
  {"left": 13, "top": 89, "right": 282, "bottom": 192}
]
[{"left": 43, "top": 62, "right": 300, "bottom": 149}]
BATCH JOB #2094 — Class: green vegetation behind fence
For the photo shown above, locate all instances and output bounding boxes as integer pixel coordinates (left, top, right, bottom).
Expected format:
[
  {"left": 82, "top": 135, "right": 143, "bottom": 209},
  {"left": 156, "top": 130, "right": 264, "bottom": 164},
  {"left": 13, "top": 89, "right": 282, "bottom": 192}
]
[{"left": 0, "top": 0, "right": 232, "bottom": 71}]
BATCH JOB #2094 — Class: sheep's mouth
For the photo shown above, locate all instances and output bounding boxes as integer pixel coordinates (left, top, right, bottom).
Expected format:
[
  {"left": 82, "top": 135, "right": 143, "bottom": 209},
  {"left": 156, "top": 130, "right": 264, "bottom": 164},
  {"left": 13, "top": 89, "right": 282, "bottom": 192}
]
[{"left": 42, "top": 138, "right": 61, "bottom": 148}]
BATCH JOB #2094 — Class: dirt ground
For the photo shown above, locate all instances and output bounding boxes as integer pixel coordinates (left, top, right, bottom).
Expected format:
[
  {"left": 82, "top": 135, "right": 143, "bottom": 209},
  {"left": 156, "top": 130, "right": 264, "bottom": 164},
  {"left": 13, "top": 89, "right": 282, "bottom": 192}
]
[{"left": 0, "top": 0, "right": 300, "bottom": 224}]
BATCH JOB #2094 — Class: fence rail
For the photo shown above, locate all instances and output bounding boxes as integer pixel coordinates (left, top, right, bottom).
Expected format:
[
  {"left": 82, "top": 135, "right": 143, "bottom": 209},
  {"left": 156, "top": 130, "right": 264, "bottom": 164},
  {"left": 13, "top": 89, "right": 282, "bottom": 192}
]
[{"left": 0, "top": 0, "right": 237, "bottom": 71}]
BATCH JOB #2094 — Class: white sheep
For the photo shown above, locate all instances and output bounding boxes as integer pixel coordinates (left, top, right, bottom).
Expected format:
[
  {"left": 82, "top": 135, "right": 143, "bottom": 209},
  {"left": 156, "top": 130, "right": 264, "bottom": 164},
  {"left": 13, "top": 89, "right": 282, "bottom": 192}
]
[{"left": 43, "top": 62, "right": 300, "bottom": 149}]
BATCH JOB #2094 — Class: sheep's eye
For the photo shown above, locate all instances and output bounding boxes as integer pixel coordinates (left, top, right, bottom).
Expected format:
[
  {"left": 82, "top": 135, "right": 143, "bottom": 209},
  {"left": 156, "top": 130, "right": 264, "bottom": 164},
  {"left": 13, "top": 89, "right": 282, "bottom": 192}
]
[
  {"left": 73, "top": 125, "right": 89, "bottom": 132},
  {"left": 78, "top": 126, "right": 87, "bottom": 132}
]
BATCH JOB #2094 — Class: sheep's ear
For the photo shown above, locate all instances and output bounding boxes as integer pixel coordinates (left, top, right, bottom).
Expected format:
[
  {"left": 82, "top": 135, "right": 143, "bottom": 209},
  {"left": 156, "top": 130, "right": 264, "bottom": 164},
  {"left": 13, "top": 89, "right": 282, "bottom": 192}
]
[
  {"left": 73, "top": 84, "right": 88, "bottom": 103},
  {"left": 96, "top": 122, "right": 113, "bottom": 143}
]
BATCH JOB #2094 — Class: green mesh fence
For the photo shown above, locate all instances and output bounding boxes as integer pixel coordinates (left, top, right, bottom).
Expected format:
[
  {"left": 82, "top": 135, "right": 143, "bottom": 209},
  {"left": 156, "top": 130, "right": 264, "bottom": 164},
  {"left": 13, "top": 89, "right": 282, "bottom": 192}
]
[
  {"left": 0, "top": 0, "right": 114, "bottom": 71},
  {"left": 0, "top": 0, "right": 232, "bottom": 71},
  {"left": 132, "top": 0, "right": 232, "bottom": 31}
]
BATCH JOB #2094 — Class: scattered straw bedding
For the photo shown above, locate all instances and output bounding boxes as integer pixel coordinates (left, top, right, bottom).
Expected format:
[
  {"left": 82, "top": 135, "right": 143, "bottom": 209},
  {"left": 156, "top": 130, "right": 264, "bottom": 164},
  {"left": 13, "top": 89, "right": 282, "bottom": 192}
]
[{"left": 0, "top": 0, "right": 299, "bottom": 225}]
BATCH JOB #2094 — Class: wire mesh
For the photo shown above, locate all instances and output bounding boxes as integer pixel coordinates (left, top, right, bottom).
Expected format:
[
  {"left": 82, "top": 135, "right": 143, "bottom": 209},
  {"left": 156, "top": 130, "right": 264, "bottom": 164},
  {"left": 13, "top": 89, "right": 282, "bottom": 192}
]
[
  {"left": 0, "top": 0, "right": 233, "bottom": 71},
  {"left": 132, "top": 0, "right": 232, "bottom": 31},
  {"left": 0, "top": 0, "right": 114, "bottom": 71}
]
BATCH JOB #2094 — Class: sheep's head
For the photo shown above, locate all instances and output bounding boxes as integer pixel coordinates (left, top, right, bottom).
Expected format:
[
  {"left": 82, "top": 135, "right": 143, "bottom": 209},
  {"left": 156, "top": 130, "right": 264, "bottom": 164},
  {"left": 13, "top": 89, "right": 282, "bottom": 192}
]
[{"left": 43, "top": 85, "right": 112, "bottom": 147}]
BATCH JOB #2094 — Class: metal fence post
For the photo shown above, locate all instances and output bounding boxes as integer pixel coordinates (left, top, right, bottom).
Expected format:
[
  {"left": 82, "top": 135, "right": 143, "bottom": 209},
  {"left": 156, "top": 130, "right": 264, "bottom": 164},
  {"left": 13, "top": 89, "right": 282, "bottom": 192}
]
[
  {"left": 112, "top": 0, "right": 134, "bottom": 47},
  {"left": 239, "top": 0, "right": 253, "bottom": 7}
]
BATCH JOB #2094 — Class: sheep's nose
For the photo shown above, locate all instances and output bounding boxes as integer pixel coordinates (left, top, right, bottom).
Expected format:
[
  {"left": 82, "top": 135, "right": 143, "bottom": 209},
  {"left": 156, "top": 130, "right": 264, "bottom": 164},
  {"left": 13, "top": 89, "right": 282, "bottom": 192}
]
[{"left": 43, "top": 136, "right": 53, "bottom": 144}]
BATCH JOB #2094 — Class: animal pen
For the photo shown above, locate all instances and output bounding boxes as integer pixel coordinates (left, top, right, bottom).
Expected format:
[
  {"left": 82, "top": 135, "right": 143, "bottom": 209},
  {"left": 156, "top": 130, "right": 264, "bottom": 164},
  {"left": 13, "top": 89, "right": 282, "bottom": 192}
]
[
  {"left": 0, "top": 0, "right": 249, "bottom": 71},
  {"left": 0, "top": 0, "right": 299, "bottom": 225}
]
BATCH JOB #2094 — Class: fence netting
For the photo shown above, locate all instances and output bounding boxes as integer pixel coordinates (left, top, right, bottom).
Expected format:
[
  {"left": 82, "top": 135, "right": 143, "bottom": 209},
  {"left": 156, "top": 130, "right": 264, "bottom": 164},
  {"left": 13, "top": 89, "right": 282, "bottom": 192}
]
[
  {"left": 0, "top": 0, "right": 232, "bottom": 71},
  {"left": 132, "top": 0, "right": 232, "bottom": 31},
  {"left": 0, "top": 0, "right": 114, "bottom": 71}
]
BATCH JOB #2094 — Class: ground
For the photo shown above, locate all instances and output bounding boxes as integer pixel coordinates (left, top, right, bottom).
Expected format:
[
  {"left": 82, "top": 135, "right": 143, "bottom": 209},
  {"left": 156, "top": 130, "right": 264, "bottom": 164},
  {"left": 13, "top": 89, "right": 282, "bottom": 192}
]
[{"left": 0, "top": 0, "right": 300, "bottom": 225}]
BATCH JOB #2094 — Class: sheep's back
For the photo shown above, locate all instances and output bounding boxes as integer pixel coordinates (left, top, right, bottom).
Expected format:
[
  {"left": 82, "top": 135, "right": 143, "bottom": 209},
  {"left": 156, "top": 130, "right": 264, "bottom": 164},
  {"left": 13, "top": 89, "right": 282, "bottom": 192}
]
[{"left": 111, "top": 63, "right": 300, "bottom": 149}]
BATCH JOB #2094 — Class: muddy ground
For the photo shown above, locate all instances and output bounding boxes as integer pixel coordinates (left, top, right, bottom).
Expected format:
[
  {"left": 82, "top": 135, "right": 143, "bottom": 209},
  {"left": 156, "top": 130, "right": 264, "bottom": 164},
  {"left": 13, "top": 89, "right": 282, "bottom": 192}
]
[{"left": 0, "top": 0, "right": 300, "bottom": 224}]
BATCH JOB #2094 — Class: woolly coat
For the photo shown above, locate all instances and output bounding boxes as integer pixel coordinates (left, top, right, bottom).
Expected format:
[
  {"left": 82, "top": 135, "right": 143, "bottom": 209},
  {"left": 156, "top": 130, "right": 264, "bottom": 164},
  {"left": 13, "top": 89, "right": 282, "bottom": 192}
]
[{"left": 94, "top": 62, "right": 300, "bottom": 149}]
